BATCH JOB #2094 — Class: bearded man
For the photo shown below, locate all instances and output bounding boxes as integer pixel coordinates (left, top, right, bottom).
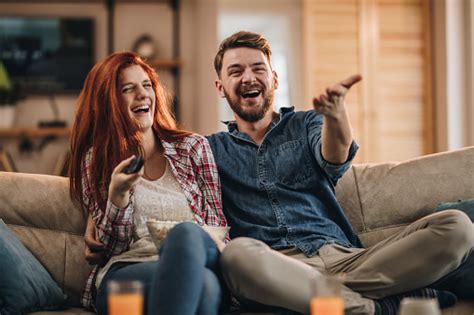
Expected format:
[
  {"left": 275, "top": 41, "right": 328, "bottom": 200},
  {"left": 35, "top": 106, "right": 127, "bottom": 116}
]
[{"left": 206, "top": 31, "right": 473, "bottom": 315}]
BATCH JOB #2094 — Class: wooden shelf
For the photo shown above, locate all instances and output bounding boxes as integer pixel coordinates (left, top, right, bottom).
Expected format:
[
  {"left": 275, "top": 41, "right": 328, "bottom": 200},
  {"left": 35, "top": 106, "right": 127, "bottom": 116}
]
[
  {"left": 115, "top": 0, "right": 170, "bottom": 3},
  {"left": 0, "top": 0, "right": 104, "bottom": 2},
  {"left": 149, "top": 59, "right": 182, "bottom": 70},
  {"left": 0, "top": 127, "right": 71, "bottom": 138},
  {"left": 0, "top": 0, "right": 170, "bottom": 3}
]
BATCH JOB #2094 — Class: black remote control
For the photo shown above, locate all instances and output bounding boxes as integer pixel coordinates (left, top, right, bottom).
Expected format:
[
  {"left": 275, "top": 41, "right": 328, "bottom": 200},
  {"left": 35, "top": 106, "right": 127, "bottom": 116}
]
[{"left": 123, "top": 156, "right": 144, "bottom": 174}]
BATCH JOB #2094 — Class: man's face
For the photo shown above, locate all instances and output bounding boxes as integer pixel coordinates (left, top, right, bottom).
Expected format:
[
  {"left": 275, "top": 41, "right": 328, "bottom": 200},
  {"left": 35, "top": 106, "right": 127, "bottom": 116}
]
[{"left": 216, "top": 47, "right": 278, "bottom": 122}]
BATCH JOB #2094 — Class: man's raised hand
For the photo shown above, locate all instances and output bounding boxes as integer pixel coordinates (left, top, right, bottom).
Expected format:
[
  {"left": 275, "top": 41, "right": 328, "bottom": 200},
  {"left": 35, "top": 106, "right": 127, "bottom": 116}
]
[{"left": 312, "top": 74, "right": 362, "bottom": 120}]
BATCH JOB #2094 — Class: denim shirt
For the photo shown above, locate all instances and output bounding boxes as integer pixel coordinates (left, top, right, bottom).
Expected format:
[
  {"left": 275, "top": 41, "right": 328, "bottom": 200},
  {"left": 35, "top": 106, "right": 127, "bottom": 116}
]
[{"left": 206, "top": 107, "right": 362, "bottom": 257}]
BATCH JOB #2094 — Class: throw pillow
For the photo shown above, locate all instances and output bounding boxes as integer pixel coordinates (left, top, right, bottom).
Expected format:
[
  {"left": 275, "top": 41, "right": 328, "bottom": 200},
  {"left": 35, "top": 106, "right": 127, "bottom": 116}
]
[
  {"left": 432, "top": 198, "right": 474, "bottom": 299},
  {"left": 0, "top": 220, "right": 67, "bottom": 315},
  {"left": 434, "top": 198, "right": 474, "bottom": 222}
]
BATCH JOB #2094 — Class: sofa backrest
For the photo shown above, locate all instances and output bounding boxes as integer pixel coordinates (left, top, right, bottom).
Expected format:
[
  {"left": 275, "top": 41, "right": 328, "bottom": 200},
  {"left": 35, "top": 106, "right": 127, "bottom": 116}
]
[
  {"left": 0, "top": 172, "right": 91, "bottom": 306},
  {"left": 336, "top": 146, "right": 474, "bottom": 247}
]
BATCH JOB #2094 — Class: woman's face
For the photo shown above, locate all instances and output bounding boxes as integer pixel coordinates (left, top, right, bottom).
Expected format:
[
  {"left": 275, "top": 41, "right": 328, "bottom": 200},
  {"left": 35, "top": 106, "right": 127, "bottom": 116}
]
[{"left": 119, "top": 65, "right": 156, "bottom": 133}]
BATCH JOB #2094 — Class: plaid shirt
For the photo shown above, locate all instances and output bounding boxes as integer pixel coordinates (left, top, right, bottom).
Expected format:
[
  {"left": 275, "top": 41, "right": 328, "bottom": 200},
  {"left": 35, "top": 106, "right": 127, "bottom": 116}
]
[{"left": 81, "top": 134, "right": 227, "bottom": 310}]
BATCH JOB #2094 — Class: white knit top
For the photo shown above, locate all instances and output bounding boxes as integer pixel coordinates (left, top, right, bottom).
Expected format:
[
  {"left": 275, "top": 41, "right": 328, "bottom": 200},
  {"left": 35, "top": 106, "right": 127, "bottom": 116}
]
[{"left": 133, "top": 162, "right": 195, "bottom": 238}]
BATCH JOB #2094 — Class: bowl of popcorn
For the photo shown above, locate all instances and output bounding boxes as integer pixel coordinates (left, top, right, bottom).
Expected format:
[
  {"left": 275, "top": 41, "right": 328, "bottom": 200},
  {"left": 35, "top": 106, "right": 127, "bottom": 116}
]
[
  {"left": 146, "top": 220, "right": 229, "bottom": 250},
  {"left": 146, "top": 220, "right": 180, "bottom": 249}
]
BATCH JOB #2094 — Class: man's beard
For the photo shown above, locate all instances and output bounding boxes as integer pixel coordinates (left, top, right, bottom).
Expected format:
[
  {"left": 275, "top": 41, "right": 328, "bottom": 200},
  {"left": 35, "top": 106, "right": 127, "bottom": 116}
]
[{"left": 224, "top": 88, "right": 274, "bottom": 123}]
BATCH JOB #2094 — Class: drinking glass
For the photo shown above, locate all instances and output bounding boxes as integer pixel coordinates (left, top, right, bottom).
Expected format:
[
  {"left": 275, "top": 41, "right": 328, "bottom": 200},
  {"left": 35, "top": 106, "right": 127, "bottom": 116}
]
[
  {"left": 310, "top": 273, "right": 344, "bottom": 315},
  {"left": 108, "top": 280, "right": 144, "bottom": 315},
  {"left": 398, "top": 298, "right": 441, "bottom": 315}
]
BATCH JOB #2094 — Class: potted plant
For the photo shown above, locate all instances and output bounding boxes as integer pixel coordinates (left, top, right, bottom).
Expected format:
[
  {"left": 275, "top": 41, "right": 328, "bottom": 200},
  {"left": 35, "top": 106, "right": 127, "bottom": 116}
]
[{"left": 0, "top": 61, "right": 19, "bottom": 128}]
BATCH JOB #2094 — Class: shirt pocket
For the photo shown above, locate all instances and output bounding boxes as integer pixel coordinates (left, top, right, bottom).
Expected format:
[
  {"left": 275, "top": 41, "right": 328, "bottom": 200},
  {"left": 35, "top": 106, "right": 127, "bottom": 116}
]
[{"left": 272, "top": 139, "right": 315, "bottom": 186}]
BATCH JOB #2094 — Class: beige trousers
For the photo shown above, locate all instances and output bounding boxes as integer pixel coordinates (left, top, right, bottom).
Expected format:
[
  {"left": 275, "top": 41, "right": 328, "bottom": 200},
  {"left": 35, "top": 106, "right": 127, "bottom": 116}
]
[{"left": 220, "top": 210, "right": 474, "bottom": 315}]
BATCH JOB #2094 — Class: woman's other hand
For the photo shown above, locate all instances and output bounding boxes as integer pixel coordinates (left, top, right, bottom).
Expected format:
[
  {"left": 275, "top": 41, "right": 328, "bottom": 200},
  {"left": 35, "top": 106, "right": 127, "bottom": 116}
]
[
  {"left": 108, "top": 155, "right": 144, "bottom": 208},
  {"left": 206, "top": 230, "right": 226, "bottom": 252},
  {"left": 84, "top": 214, "right": 106, "bottom": 265}
]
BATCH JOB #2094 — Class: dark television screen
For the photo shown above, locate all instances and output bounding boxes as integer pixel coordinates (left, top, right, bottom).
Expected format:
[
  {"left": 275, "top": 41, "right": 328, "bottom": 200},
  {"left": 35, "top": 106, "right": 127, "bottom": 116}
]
[{"left": 0, "top": 17, "right": 94, "bottom": 94}]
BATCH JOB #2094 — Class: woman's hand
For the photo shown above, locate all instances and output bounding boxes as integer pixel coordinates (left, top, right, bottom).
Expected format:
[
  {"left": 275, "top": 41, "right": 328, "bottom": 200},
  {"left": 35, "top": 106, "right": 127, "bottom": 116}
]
[
  {"left": 108, "top": 155, "right": 144, "bottom": 208},
  {"left": 84, "top": 214, "right": 106, "bottom": 265},
  {"left": 206, "top": 230, "right": 226, "bottom": 252}
]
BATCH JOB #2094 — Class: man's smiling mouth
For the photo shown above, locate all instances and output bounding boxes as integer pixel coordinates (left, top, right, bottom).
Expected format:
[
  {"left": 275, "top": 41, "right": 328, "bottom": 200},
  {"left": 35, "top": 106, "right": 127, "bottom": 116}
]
[{"left": 241, "top": 89, "right": 261, "bottom": 99}]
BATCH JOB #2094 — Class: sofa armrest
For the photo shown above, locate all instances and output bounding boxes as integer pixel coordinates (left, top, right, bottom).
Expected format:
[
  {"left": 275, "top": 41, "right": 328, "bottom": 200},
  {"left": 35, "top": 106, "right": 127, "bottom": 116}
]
[{"left": 0, "top": 172, "right": 91, "bottom": 306}]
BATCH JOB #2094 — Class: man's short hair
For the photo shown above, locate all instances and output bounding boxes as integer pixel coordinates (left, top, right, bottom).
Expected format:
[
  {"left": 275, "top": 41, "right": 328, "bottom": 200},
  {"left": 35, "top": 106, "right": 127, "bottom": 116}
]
[{"left": 214, "top": 31, "right": 272, "bottom": 77}]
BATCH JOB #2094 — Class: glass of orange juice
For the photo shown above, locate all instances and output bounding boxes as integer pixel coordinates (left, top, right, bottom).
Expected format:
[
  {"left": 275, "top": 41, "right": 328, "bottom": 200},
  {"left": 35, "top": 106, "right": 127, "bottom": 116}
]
[
  {"left": 310, "top": 273, "right": 344, "bottom": 315},
  {"left": 108, "top": 280, "right": 144, "bottom": 315}
]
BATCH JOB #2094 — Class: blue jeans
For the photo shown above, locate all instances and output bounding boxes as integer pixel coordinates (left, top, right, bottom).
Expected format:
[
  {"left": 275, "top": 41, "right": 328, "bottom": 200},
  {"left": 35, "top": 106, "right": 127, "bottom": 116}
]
[{"left": 95, "top": 222, "right": 226, "bottom": 315}]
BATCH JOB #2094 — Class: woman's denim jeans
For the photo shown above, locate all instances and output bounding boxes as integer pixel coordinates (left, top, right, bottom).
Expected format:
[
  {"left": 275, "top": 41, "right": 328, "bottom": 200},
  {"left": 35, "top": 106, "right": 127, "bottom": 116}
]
[{"left": 95, "top": 222, "right": 226, "bottom": 315}]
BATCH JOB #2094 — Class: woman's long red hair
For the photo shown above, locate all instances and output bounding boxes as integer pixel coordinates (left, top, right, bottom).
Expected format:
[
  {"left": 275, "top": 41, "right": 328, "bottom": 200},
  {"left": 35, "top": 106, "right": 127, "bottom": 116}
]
[{"left": 69, "top": 52, "right": 189, "bottom": 213}]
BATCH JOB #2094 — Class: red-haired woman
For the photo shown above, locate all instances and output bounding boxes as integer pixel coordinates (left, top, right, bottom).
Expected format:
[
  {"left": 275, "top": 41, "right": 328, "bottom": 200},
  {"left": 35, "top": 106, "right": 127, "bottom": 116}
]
[{"left": 69, "top": 52, "right": 228, "bottom": 315}]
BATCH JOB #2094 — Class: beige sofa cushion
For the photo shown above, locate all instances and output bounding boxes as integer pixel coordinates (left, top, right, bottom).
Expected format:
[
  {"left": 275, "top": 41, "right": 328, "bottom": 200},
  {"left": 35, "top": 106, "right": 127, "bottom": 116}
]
[{"left": 336, "top": 146, "right": 474, "bottom": 247}]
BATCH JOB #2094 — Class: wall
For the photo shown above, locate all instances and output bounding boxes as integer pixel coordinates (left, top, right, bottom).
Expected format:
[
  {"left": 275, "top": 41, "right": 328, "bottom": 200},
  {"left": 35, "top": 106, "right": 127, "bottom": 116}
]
[
  {"left": 432, "top": 0, "right": 474, "bottom": 151},
  {"left": 468, "top": 0, "right": 474, "bottom": 146},
  {"left": 180, "top": 0, "right": 219, "bottom": 135}
]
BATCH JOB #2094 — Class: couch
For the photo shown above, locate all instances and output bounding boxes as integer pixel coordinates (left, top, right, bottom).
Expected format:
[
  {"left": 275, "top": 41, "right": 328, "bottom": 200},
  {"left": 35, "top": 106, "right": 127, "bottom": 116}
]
[{"left": 0, "top": 147, "right": 473, "bottom": 315}]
